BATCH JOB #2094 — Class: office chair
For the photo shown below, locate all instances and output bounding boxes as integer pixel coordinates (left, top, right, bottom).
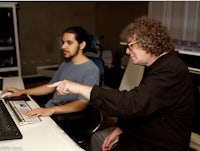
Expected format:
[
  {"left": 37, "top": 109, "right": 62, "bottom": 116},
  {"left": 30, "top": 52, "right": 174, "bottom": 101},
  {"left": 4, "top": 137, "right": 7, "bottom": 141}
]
[
  {"left": 88, "top": 56, "right": 104, "bottom": 86},
  {"left": 119, "top": 59, "right": 144, "bottom": 91},
  {"left": 86, "top": 34, "right": 105, "bottom": 86}
]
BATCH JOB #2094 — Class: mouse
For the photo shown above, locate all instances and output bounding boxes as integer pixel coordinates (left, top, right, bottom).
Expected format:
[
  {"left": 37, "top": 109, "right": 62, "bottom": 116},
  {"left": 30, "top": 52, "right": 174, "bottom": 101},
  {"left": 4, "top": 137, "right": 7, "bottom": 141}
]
[{"left": 0, "top": 92, "right": 13, "bottom": 99}]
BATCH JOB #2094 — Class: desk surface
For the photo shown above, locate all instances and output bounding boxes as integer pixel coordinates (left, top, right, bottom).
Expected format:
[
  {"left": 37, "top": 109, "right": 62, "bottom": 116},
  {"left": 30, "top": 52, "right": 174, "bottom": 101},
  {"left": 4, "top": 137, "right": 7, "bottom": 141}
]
[{"left": 0, "top": 76, "right": 84, "bottom": 151}]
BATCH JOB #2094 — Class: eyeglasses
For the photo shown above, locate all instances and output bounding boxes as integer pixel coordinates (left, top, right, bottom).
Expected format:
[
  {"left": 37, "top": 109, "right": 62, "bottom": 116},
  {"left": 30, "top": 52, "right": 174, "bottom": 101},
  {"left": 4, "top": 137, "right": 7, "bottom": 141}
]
[
  {"left": 126, "top": 41, "right": 138, "bottom": 50},
  {"left": 120, "top": 41, "right": 138, "bottom": 50}
]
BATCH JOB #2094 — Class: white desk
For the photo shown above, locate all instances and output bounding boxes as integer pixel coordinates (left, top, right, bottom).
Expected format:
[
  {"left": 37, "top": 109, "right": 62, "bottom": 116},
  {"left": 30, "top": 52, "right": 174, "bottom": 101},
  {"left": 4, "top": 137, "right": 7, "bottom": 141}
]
[{"left": 0, "top": 76, "right": 85, "bottom": 151}]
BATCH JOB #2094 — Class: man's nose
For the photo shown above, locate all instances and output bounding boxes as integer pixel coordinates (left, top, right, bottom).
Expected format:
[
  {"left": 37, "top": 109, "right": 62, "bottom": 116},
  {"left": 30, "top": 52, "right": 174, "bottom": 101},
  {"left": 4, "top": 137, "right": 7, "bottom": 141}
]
[
  {"left": 126, "top": 48, "right": 130, "bottom": 55},
  {"left": 62, "top": 43, "right": 67, "bottom": 49}
]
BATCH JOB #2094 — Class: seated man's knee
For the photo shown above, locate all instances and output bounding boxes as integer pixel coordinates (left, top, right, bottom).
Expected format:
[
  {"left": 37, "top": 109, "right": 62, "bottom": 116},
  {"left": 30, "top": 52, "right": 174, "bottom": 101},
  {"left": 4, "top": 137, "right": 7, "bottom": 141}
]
[{"left": 91, "top": 126, "right": 116, "bottom": 151}]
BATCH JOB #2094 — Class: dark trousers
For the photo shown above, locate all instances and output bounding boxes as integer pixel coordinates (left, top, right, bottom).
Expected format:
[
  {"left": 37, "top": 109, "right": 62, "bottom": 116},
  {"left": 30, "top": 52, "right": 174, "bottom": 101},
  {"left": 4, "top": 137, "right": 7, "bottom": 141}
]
[{"left": 51, "top": 110, "right": 88, "bottom": 142}]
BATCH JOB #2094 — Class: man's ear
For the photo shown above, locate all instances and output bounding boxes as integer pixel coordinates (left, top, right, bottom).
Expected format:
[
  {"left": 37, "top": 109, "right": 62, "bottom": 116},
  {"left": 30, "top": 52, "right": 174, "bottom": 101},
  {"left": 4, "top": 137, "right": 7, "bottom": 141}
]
[{"left": 80, "top": 41, "right": 86, "bottom": 50}]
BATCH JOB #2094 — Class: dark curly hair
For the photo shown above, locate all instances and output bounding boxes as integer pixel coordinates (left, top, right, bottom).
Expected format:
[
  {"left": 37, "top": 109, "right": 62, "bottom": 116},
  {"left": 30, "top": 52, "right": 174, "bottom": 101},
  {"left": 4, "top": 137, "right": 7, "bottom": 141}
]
[{"left": 120, "top": 16, "right": 175, "bottom": 56}]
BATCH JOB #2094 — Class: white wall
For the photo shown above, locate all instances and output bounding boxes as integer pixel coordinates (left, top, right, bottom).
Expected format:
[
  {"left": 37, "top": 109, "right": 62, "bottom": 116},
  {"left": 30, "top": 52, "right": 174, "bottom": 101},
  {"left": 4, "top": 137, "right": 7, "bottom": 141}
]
[{"left": 148, "top": 1, "right": 200, "bottom": 42}]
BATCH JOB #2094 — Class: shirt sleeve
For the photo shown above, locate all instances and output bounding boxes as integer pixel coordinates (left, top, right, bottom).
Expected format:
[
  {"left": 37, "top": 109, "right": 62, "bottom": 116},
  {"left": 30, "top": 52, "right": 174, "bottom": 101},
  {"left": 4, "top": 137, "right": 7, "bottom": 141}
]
[{"left": 89, "top": 63, "right": 191, "bottom": 119}]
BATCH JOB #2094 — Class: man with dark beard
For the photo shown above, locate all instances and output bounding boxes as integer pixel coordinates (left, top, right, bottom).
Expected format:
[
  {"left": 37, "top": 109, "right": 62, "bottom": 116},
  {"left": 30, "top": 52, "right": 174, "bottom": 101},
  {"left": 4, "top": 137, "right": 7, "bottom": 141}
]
[{"left": 3, "top": 26, "right": 100, "bottom": 142}]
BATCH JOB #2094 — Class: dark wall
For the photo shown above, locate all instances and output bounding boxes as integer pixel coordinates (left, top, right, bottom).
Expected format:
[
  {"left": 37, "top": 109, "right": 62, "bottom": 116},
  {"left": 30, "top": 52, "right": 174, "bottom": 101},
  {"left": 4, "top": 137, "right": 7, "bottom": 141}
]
[
  {"left": 17, "top": 2, "right": 96, "bottom": 75},
  {"left": 17, "top": 2, "right": 148, "bottom": 76},
  {"left": 95, "top": 2, "right": 148, "bottom": 65}
]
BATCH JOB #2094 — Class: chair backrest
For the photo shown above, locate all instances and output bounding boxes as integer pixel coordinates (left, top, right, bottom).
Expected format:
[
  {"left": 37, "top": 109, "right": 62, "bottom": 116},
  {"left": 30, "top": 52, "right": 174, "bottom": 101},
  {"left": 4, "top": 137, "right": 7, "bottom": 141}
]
[
  {"left": 119, "top": 59, "right": 145, "bottom": 91},
  {"left": 88, "top": 56, "right": 104, "bottom": 86}
]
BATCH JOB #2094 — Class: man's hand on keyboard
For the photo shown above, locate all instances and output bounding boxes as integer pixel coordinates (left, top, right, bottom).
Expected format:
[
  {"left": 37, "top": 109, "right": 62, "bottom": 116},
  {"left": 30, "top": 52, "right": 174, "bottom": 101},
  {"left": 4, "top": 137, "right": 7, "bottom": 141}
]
[{"left": 26, "top": 107, "right": 55, "bottom": 117}]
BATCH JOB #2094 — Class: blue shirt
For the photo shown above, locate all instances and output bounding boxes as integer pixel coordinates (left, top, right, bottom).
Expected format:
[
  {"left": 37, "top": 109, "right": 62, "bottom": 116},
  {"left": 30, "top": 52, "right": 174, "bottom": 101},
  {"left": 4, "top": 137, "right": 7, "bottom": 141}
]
[{"left": 45, "top": 60, "right": 100, "bottom": 107}]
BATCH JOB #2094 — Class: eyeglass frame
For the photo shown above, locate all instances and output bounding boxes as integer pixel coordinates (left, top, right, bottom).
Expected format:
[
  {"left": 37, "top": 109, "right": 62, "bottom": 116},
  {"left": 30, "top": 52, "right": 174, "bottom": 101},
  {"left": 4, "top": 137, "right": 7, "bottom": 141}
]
[{"left": 120, "top": 41, "right": 138, "bottom": 51}]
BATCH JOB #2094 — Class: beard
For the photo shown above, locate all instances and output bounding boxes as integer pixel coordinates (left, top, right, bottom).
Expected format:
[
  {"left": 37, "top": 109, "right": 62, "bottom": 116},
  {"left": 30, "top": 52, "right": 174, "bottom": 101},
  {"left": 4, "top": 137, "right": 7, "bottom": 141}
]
[{"left": 63, "top": 47, "right": 80, "bottom": 60}]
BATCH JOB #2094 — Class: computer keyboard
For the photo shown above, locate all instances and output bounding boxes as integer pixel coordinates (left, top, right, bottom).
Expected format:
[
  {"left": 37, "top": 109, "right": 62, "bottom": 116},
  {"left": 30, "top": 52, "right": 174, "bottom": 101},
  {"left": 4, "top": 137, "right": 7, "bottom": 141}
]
[
  {"left": 0, "top": 100, "right": 22, "bottom": 141},
  {"left": 8, "top": 100, "right": 41, "bottom": 126},
  {"left": 8, "top": 100, "right": 41, "bottom": 125}
]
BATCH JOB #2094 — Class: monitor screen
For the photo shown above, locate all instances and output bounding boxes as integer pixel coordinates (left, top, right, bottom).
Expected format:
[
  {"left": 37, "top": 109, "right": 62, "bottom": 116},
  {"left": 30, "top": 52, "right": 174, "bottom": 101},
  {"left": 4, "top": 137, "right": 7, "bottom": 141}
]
[{"left": 0, "top": 7, "right": 14, "bottom": 46}]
